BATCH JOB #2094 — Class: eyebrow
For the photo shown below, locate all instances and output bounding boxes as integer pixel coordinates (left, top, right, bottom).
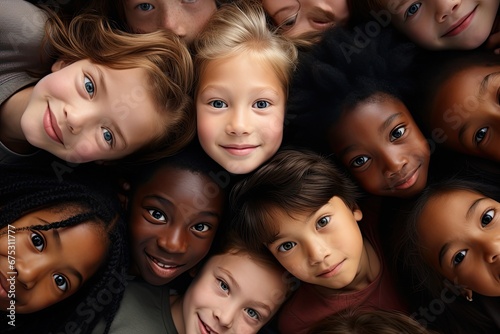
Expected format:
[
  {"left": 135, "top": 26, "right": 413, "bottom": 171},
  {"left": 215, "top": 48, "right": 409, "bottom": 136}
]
[
  {"left": 438, "top": 197, "right": 486, "bottom": 267},
  {"left": 478, "top": 71, "right": 500, "bottom": 97},
  {"left": 379, "top": 112, "right": 402, "bottom": 135}
]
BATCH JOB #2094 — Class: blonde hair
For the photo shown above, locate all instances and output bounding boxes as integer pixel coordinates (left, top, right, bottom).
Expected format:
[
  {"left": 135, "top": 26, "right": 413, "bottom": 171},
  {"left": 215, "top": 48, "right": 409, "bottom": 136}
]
[
  {"left": 193, "top": 0, "right": 297, "bottom": 97},
  {"left": 44, "top": 12, "right": 195, "bottom": 162}
]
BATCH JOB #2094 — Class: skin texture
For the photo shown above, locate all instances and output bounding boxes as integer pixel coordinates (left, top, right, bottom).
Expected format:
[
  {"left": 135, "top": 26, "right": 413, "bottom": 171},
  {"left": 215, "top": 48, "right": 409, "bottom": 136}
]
[
  {"left": 430, "top": 64, "right": 500, "bottom": 162},
  {"left": 128, "top": 166, "right": 224, "bottom": 286},
  {"left": 196, "top": 53, "right": 286, "bottom": 174},
  {"left": 0, "top": 207, "right": 107, "bottom": 313},
  {"left": 329, "top": 95, "right": 430, "bottom": 198},
  {"left": 171, "top": 251, "right": 287, "bottom": 334},
  {"left": 20, "top": 59, "right": 164, "bottom": 163},
  {"left": 417, "top": 189, "right": 500, "bottom": 296},
  {"left": 123, "top": 0, "right": 217, "bottom": 45},
  {"left": 267, "top": 196, "right": 380, "bottom": 292},
  {"left": 262, "top": 0, "right": 350, "bottom": 38},
  {"left": 385, "top": 0, "right": 499, "bottom": 50}
]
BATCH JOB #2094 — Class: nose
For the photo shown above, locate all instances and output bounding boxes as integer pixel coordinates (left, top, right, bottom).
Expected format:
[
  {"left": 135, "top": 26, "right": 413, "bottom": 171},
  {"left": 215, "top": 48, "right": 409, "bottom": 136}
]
[
  {"left": 483, "top": 241, "right": 500, "bottom": 264},
  {"left": 306, "top": 240, "right": 330, "bottom": 266},
  {"left": 161, "top": 13, "right": 186, "bottom": 39},
  {"left": 382, "top": 151, "right": 408, "bottom": 179},
  {"left": 435, "top": 0, "right": 460, "bottom": 22},
  {"left": 157, "top": 225, "right": 188, "bottom": 254},
  {"left": 225, "top": 109, "right": 252, "bottom": 136},
  {"left": 64, "top": 105, "right": 98, "bottom": 135},
  {"left": 15, "top": 257, "right": 48, "bottom": 289},
  {"left": 214, "top": 306, "right": 234, "bottom": 329}
]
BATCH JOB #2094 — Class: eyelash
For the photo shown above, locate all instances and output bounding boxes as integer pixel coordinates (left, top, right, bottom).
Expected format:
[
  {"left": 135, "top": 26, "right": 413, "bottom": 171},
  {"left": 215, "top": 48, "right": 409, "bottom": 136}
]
[
  {"left": 390, "top": 125, "right": 406, "bottom": 142},
  {"left": 191, "top": 223, "right": 211, "bottom": 232},
  {"left": 83, "top": 75, "right": 95, "bottom": 98},
  {"left": 350, "top": 156, "right": 370, "bottom": 168}
]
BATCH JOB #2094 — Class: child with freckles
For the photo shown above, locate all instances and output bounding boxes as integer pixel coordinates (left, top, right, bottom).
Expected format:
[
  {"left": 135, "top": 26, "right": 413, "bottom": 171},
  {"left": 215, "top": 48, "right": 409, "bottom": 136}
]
[{"left": 230, "top": 149, "right": 409, "bottom": 334}]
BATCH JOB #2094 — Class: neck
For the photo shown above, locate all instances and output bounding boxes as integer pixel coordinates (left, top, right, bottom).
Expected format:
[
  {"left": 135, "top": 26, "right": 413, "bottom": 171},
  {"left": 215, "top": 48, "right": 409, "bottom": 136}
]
[
  {"left": 0, "top": 86, "right": 35, "bottom": 153},
  {"left": 350, "top": 238, "right": 380, "bottom": 290},
  {"left": 170, "top": 294, "right": 184, "bottom": 334}
]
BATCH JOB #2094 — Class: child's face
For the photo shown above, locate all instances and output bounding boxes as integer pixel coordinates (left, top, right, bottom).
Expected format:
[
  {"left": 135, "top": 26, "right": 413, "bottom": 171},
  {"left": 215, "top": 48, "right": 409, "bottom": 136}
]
[
  {"left": 0, "top": 208, "right": 107, "bottom": 313},
  {"left": 429, "top": 64, "right": 500, "bottom": 162},
  {"left": 329, "top": 96, "right": 430, "bottom": 198},
  {"left": 21, "top": 59, "right": 165, "bottom": 163},
  {"left": 417, "top": 188, "right": 500, "bottom": 297},
  {"left": 262, "top": 0, "right": 350, "bottom": 38},
  {"left": 267, "top": 196, "right": 364, "bottom": 290},
  {"left": 181, "top": 251, "right": 287, "bottom": 334},
  {"left": 386, "top": 0, "right": 499, "bottom": 50},
  {"left": 196, "top": 53, "right": 286, "bottom": 174},
  {"left": 129, "top": 166, "right": 224, "bottom": 286},
  {"left": 122, "top": 0, "right": 217, "bottom": 45}
]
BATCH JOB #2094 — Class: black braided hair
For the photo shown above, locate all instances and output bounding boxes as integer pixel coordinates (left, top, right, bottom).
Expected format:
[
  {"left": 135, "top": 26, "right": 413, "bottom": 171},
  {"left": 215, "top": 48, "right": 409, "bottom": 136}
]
[
  {"left": 283, "top": 23, "right": 421, "bottom": 152},
  {"left": 0, "top": 164, "right": 128, "bottom": 334}
]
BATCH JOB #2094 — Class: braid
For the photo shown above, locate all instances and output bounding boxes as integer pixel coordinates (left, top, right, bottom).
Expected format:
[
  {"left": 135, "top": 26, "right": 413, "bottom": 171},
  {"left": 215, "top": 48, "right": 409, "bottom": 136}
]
[{"left": 0, "top": 164, "right": 128, "bottom": 333}]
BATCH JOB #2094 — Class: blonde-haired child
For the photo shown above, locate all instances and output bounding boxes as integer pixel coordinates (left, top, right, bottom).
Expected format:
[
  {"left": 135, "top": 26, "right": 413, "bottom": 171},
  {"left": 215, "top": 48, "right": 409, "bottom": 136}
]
[{"left": 194, "top": 0, "right": 298, "bottom": 174}]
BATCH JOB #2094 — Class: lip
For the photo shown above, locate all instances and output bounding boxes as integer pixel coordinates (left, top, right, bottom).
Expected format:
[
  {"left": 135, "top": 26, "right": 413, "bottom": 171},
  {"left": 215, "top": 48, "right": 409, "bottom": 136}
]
[
  {"left": 221, "top": 144, "right": 258, "bottom": 156},
  {"left": 392, "top": 167, "right": 420, "bottom": 190},
  {"left": 145, "top": 253, "right": 185, "bottom": 279},
  {"left": 317, "top": 260, "right": 345, "bottom": 278},
  {"left": 43, "top": 105, "right": 64, "bottom": 144},
  {"left": 198, "top": 315, "right": 219, "bottom": 334},
  {"left": 442, "top": 6, "right": 476, "bottom": 37}
]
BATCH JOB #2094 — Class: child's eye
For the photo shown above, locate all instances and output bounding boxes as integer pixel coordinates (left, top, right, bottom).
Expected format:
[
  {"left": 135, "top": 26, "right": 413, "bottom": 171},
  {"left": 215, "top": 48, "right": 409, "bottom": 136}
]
[
  {"left": 351, "top": 156, "right": 370, "bottom": 168},
  {"left": 316, "top": 216, "right": 330, "bottom": 229},
  {"left": 245, "top": 308, "right": 260, "bottom": 320},
  {"left": 405, "top": 2, "right": 421, "bottom": 18},
  {"left": 191, "top": 223, "right": 210, "bottom": 232},
  {"left": 278, "top": 241, "right": 296, "bottom": 252},
  {"left": 210, "top": 100, "right": 228, "bottom": 108},
  {"left": 474, "top": 127, "right": 488, "bottom": 144},
  {"left": 31, "top": 232, "right": 45, "bottom": 252},
  {"left": 390, "top": 126, "right": 406, "bottom": 141},
  {"left": 481, "top": 209, "right": 494, "bottom": 227},
  {"left": 148, "top": 209, "right": 166, "bottom": 222},
  {"left": 218, "top": 279, "right": 229, "bottom": 292},
  {"left": 453, "top": 250, "right": 466, "bottom": 266},
  {"left": 253, "top": 100, "right": 270, "bottom": 109},
  {"left": 279, "top": 14, "right": 297, "bottom": 32},
  {"left": 53, "top": 274, "right": 68, "bottom": 292},
  {"left": 137, "top": 3, "right": 154, "bottom": 11},
  {"left": 102, "top": 128, "right": 114, "bottom": 146},
  {"left": 84, "top": 76, "right": 95, "bottom": 97}
]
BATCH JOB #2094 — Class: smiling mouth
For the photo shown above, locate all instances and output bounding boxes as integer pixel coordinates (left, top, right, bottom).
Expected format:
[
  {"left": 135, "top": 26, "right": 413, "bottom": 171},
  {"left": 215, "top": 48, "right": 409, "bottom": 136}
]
[
  {"left": 199, "top": 315, "right": 219, "bottom": 334},
  {"left": 43, "top": 105, "right": 63, "bottom": 144},
  {"left": 390, "top": 166, "right": 420, "bottom": 190},
  {"left": 442, "top": 6, "right": 476, "bottom": 37},
  {"left": 221, "top": 145, "right": 258, "bottom": 156},
  {"left": 147, "top": 254, "right": 183, "bottom": 269}
]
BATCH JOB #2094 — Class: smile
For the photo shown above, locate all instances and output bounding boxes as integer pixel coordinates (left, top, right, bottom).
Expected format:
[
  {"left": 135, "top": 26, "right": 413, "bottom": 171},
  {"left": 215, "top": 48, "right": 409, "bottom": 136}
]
[
  {"left": 221, "top": 144, "right": 258, "bottom": 156},
  {"left": 43, "top": 105, "right": 63, "bottom": 144},
  {"left": 392, "top": 167, "right": 420, "bottom": 190},
  {"left": 442, "top": 6, "right": 476, "bottom": 38},
  {"left": 317, "top": 259, "right": 345, "bottom": 278},
  {"left": 145, "top": 253, "right": 184, "bottom": 278},
  {"left": 198, "top": 315, "right": 219, "bottom": 334}
]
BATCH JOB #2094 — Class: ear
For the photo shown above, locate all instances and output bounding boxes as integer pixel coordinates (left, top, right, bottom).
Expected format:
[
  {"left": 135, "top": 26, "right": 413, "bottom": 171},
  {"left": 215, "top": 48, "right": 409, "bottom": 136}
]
[
  {"left": 353, "top": 208, "right": 363, "bottom": 222},
  {"left": 51, "top": 59, "right": 70, "bottom": 72}
]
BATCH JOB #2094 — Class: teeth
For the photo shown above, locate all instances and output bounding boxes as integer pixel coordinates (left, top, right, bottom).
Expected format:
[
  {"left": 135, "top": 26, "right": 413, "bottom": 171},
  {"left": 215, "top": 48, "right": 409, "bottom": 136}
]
[{"left": 150, "top": 256, "right": 178, "bottom": 268}]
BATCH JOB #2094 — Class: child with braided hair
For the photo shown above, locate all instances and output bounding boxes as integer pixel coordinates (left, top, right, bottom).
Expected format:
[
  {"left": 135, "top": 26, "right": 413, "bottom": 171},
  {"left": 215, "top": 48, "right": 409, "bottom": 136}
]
[{"left": 0, "top": 164, "right": 128, "bottom": 333}]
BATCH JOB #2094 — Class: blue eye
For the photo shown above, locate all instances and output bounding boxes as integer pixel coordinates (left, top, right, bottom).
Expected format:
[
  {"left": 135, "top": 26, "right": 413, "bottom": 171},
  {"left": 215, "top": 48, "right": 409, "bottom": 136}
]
[
  {"left": 351, "top": 156, "right": 370, "bottom": 168},
  {"left": 474, "top": 127, "right": 488, "bottom": 144},
  {"left": 253, "top": 100, "right": 270, "bottom": 109},
  {"left": 390, "top": 126, "right": 406, "bottom": 141},
  {"left": 84, "top": 76, "right": 94, "bottom": 97},
  {"left": 278, "top": 241, "right": 296, "bottom": 252},
  {"left": 138, "top": 3, "right": 154, "bottom": 11},
  {"left": 245, "top": 308, "right": 260, "bottom": 320},
  {"left": 210, "top": 100, "right": 228, "bottom": 108},
  {"left": 53, "top": 274, "right": 68, "bottom": 291},
  {"left": 31, "top": 232, "right": 44, "bottom": 251},
  {"left": 102, "top": 128, "right": 113, "bottom": 146},
  {"left": 406, "top": 3, "right": 421, "bottom": 18},
  {"left": 219, "top": 279, "right": 229, "bottom": 292}
]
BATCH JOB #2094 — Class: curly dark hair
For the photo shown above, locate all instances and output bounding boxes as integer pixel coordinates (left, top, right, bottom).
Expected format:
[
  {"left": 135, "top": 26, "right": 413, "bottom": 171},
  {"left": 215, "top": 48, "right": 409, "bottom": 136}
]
[
  {"left": 0, "top": 164, "right": 128, "bottom": 334},
  {"left": 284, "top": 24, "right": 420, "bottom": 152}
]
